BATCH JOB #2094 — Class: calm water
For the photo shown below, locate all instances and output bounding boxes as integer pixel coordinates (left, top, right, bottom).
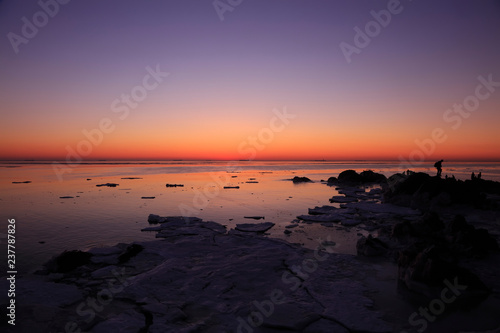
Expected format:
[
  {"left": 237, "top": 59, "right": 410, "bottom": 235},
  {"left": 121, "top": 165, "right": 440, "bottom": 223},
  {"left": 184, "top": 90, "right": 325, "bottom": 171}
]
[{"left": 1, "top": 160, "right": 499, "bottom": 274}]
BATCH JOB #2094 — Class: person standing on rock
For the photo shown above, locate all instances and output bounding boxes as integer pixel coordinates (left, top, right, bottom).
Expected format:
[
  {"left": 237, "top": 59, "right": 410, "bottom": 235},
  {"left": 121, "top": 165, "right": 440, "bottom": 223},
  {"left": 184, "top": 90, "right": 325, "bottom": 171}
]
[{"left": 434, "top": 159, "right": 444, "bottom": 177}]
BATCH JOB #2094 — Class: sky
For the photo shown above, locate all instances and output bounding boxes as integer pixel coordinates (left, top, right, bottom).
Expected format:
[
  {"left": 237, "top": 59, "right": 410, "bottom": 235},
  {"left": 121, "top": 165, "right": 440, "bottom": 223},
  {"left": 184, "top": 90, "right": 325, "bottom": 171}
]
[{"left": 0, "top": 0, "right": 499, "bottom": 161}]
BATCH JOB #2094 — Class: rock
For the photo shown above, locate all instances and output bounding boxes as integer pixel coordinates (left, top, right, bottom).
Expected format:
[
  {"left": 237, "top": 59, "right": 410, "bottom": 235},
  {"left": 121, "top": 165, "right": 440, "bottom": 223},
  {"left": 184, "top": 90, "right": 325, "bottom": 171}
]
[
  {"left": 284, "top": 229, "right": 292, "bottom": 235},
  {"left": 398, "top": 245, "right": 490, "bottom": 299},
  {"left": 12, "top": 180, "right": 32, "bottom": 184},
  {"left": 321, "top": 240, "right": 337, "bottom": 247},
  {"left": 44, "top": 250, "right": 93, "bottom": 273},
  {"left": 59, "top": 196, "right": 74, "bottom": 199},
  {"left": 292, "top": 176, "right": 312, "bottom": 183},
  {"left": 359, "top": 170, "right": 387, "bottom": 183},
  {"left": 148, "top": 214, "right": 166, "bottom": 223},
  {"left": 341, "top": 219, "right": 362, "bottom": 227},
  {"left": 224, "top": 186, "right": 240, "bottom": 189},
  {"left": 165, "top": 184, "right": 184, "bottom": 187},
  {"left": 121, "top": 177, "right": 142, "bottom": 179},
  {"left": 356, "top": 235, "right": 388, "bottom": 257},
  {"left": 91, "top": 310, "right": 146, "bottom": 333},
  {"left": 244, "top": 216, "right": 265, "bottom": 220},
  {"left": 235, "top": 222, "right": 275, "bottom": 232},
  {"left": 147, "top": 215, "right": 201, "bottom": 224},
  {"left": 447, "top": 215, "right": 499, "bottom": 257},
  {"left": 14, "top": 216, "right": 396, "bottom": 332},
  {"left": 338, "top": 170, "right": 362, "bottom": 183},
  {"left": 308, "top": 205, "right": 338, "bottom": 215},
  {"left": 141, "top": 196, "right": 155, "bottom": 199},
  {"left": 327, "top": 176, "right": 338, "bottom": 184},
  {"left": 297, "top": 214, "right": 342, "bottom": 223},
  {"left": 96, "top": 183, "right": 119, "bottom": 187},
  {"left": 330, "top": 195, "right": 358, "bottom": 203},
  {"left": 118, "top": 244, "right": 144, "bottom": 264},
  {"left": 342, "top": 202, "right": 421, "bottom": 216}
]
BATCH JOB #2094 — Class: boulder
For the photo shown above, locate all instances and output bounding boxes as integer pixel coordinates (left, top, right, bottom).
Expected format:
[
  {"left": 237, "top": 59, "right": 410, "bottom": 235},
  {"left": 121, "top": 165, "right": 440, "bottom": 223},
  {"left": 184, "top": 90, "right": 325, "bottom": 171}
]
[
  {"left": 356, "top": 235, "right": 388, "bottom": 257},
  {"left": 337, "top": 170, "right": 362, "bottom": 183},
  {"left": 44, "top": 250, "right": 93, "bottom": 273},
  {"left": 292, "top": 176, "right": 312, "bottom": 183}
]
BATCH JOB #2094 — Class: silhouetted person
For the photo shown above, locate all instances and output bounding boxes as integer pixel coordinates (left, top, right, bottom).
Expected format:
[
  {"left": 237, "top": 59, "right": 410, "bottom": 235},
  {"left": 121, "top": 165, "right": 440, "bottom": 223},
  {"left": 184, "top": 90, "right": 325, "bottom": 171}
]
[
  {"left": 478, "top": 172, "right": 482, "bottom": 179},
  {"left": 434, "top": 159, "right": 444, "bottom": 177},
  {"left": 471, "top": 172, "right": 476, "bottom": 180}
]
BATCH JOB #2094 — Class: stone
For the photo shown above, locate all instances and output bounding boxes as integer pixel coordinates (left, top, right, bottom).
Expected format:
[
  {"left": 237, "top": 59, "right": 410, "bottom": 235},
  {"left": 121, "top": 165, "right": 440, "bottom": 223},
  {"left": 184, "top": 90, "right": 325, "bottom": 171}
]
[{"left": 235, "top": 222, "right": 275, "bottom": 233}]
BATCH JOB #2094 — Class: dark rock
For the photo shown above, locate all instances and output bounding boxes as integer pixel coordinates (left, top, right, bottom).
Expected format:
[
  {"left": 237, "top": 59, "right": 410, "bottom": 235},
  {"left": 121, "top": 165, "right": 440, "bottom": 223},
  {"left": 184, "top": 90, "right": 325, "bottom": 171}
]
[
  {"left": 447, "top": 215, "right": 499, "bottom": 257},
  {"left": 359, "top": 170, "right": 387, "bottom": 183},
  {"left": 398, "top": 245, "right": 490, "bottom": 299},
  {"left": 45, "top": 250, "right": 93, "bottom": 273},
  {"left": 385, "top": 173, "right": 500, "bottom": 209},
  {"left": 118, "top": 244, "right": 144, "bottom": 264},
  {"left": 121, "top": 177, "right": 142, "bottom": 179},
  {"left": 235, "top": 222, "right": 275, "bottom": 232},
  {"left": 356, "top": 235, "right": 388, "bottom": 257},
  {"left": 338, "top": 170, "right": 362, "bottom": 183},
  {"left": 410, "top": 211, "right": 445, "bottom": 237},
  {"left": 292, "top": 176, "right": 312, "bottom": 183},
  {"left": 327, "top": 176, "right": 337, "bottom": 184},
  {"left": 165, "top": 184, "right": 184, "bottom": 187},
  {"left": 12, "top": 181, "right": 32, "bottom": 184},
  {"left": 96, "top": 183, "right": 119, "bottom": 187},
  {"left": 141, "top": 196, "right": 156, "bottom": 199},
  {"left": 59, "top": 196, "right": 74, "bottom": 199},
  {"left": 224, "top": 186, "right": 240, "bottom": 189}
]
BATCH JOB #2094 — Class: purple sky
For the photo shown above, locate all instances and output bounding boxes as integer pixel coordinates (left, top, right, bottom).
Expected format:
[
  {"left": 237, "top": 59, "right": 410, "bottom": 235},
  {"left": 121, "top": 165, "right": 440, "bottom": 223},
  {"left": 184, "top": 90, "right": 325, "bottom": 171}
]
[{"left": 1, "top": 0, "right": 499, "bottom": 160}]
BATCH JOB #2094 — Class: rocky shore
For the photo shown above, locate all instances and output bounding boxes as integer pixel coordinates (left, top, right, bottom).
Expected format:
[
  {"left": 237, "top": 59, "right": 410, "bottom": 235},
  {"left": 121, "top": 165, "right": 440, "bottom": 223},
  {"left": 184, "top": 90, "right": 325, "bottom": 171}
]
[{"left": 3, "top": 170, "right": 500, "bottom": 333}]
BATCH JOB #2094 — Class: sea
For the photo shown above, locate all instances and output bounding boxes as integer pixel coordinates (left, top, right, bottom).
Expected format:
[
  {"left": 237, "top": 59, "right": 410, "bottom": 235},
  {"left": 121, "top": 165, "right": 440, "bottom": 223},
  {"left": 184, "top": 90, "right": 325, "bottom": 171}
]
[{"left": 1, "top": 160, "right": 499, "bottom": 275}]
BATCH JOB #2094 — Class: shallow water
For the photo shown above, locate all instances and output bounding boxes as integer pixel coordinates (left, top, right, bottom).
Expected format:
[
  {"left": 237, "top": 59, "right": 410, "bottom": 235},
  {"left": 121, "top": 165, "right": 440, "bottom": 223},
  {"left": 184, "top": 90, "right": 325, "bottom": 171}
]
[{"left": 1, "top": 160, "right": 499, "bottom": 274}]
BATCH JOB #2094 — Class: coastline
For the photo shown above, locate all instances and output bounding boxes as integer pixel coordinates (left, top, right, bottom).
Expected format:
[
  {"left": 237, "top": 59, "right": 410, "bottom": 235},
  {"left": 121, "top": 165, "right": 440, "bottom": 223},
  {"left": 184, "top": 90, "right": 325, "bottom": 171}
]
[{"left": 2, "top": 169, "right": 500, "bottom": 332}]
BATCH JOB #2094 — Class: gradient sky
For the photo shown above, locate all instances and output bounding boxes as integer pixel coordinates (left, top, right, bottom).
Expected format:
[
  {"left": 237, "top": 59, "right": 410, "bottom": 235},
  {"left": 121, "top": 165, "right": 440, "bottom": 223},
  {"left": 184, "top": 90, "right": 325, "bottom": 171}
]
[{"left": 1, "top": 0, "right": 499, "bottom": 161}]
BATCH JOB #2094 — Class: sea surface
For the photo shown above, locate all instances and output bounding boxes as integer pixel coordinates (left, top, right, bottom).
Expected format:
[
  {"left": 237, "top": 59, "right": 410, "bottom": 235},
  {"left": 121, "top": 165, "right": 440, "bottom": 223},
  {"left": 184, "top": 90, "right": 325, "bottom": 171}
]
[{"left": 1, "top": 160, "right": 499, "bottom": 274}]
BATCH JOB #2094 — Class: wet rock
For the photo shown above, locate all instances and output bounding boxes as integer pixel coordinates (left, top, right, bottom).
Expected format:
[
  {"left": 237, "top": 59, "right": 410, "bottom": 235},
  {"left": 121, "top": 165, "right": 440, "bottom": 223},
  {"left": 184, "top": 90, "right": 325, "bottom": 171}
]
[
  {"left": 235, "top": 222, "right": 275, "bottom": 233},
  {"left": 96, "top": 183, "right": 119, "bottom": 187},
  {"left": 292, "top": 176, "right": 312, "bottom": 183},
  {"left": 148, "top": 214, "right": 167, "bottom": 223},
  {"left": 308, "top": 205, "right": 338, "bottom": 215},
  {"left": 327, "top": 176, "right": 338, "bottom": 184}
]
